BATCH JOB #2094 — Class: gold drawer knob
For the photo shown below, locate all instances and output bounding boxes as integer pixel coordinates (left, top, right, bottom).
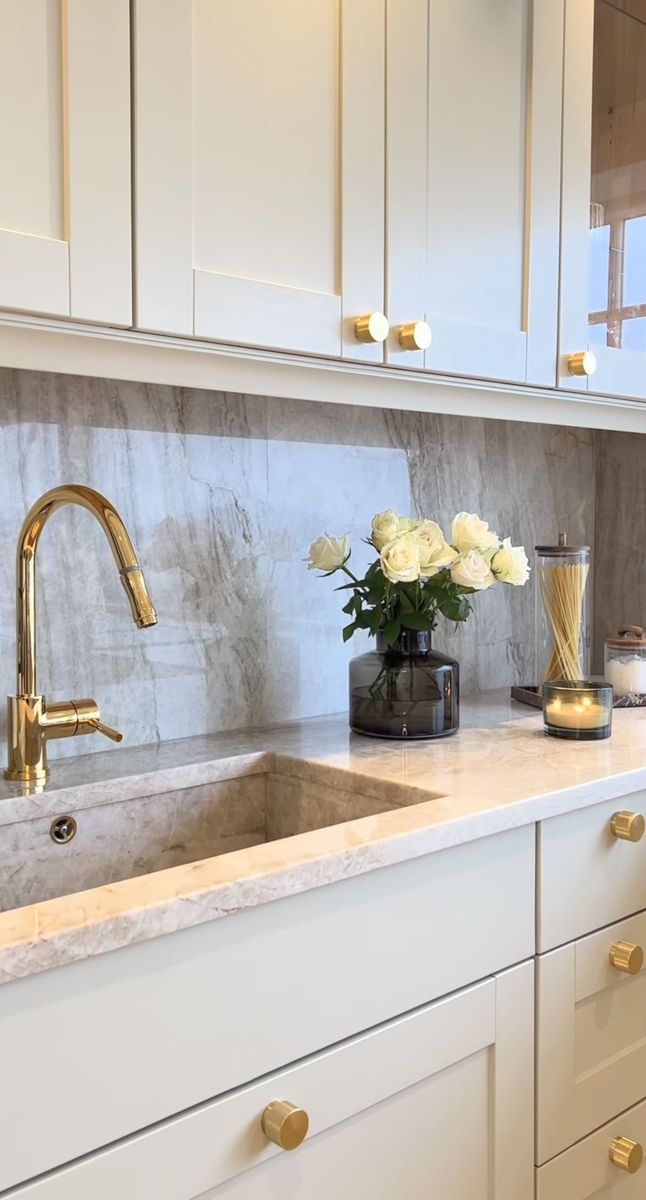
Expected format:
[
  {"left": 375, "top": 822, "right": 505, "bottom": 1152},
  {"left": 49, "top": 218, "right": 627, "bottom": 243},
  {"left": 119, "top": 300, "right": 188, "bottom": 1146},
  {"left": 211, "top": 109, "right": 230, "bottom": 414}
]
[
  {"left": 611, "top": 810, "right": 645, "bottom": 842},
  {"left": 609, "top": 940, "right": 644, "bottom": 975},
  {"left": 610, "top": 1136, "right": 643, "bottom": 1174},
  {"left": 567, "top": 350, "right": 596, "bottom": 376},
  {"left": 354, "top": 312, "right": 389, "bottom": 344},
  {"left": 398, "top": 320, "right": 432, "bottom": 351},
  {"left": 261, "top": 1100, "right": 309, "bottom": 1151}
]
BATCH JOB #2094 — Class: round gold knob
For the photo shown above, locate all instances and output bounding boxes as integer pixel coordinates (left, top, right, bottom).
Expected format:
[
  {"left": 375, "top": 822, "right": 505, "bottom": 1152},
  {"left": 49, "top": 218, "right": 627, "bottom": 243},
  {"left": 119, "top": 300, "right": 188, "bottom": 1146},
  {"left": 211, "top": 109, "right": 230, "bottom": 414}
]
[
  {"left": 261, "top": 1100, "right": 309, "bottom": 1151},
  {"left": 609, "top": 940, "right": 644, "bottom": 975},
  {"left": 611, "top": 811, "right": 645, "bottom": 843},
  {"left": 354, "top": 312, "right": 389, "bottom": 344},
  {"left": 398, "top": 321, "right": 432, "bottom": 351},
  {"left": 610, "top": 1136, "right": 643, "bottom": 1173},
  {"left": 567, "top": 350, "right": 597, "bottom": 376}
]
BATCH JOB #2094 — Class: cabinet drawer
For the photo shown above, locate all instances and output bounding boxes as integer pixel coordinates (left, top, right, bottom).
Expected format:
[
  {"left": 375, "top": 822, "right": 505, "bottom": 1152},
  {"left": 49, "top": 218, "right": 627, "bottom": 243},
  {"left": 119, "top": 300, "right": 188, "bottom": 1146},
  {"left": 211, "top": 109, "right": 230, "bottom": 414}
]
[
  {"left": 10, "top": 964, "right": 534, "bottom": 1200},
  {"left": 538, "top": 792, "right": 646, "bottom": 950},
  {"left": 0, "top": 825, "right": 534, "bottom": 1192},
  {"left": 537, "top": 907, "right": 646, "bottom": 1163},
  {"left": 537, "top": 1095, "right": 646, "bottom": 1200}
]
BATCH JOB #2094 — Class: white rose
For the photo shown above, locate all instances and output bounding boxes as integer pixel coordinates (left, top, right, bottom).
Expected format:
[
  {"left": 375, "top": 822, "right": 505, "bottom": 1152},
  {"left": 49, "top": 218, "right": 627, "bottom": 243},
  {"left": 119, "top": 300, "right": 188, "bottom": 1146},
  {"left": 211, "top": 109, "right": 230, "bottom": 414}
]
[
  {"left": 307, "top": 533, "right": 350, "bottom": 573},
  {"left": 415, "top": 520, "right": 458, "bottom": 577},
  {"left": 397, "top": 517, "right": 419, "bottom": 534},
  {"left": 371, "top": 509, "right": 400, "bottom": 550},
  {"left": 491, "top": 538, "right": 530, "bottom": 586},
  {"left": 450, "top": 550, "right": 495, "bottom": 590},
  {"left": 451, "top": 511, "right": 500, "bottom": 553},
  {"left": 380, "top": 533, "right": 421, "bottom": 584}
]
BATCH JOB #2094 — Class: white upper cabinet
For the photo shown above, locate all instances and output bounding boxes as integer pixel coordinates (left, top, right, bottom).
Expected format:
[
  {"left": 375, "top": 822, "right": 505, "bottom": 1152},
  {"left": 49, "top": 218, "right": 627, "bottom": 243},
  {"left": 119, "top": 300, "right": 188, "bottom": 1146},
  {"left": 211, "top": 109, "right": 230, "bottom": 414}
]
[
  {"left": 0, "top": 0, "right": 131, "bottom": 325},
  {"left": 560, "top": 0, "right": 646, "bottom": 400},
  {"left": 386, "top": 0, "right": 563, "bottom": 384},
  {"left": 133, "top": 0, "right": 386, "bottom": 362}
]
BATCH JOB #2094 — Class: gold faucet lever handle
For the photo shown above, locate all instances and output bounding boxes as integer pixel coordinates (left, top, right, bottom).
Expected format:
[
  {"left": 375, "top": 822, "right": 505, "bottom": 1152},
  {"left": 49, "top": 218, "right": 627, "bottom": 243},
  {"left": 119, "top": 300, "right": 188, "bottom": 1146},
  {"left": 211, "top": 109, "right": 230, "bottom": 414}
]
[{"left": 88, "top": 719, "right": 123, "bottom": 744}]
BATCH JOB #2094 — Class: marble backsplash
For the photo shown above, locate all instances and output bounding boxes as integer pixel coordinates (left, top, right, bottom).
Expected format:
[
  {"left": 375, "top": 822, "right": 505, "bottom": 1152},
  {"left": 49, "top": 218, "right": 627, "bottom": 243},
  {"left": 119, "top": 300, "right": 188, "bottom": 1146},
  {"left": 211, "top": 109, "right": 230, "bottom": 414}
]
[
  {"left": 0, "top": 368, "right": 596, "bottom": 758},
  {"left": 593, "top": 430, "right": 645, "bottom": 669}
]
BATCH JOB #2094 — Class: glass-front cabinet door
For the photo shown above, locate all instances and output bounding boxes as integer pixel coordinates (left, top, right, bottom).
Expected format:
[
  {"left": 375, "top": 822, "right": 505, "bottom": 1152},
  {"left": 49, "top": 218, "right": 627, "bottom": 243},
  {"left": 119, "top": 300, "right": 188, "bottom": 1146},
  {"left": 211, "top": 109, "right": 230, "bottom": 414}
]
[{"left": 561, "top": 0, "right": 646, "bottom": 398}]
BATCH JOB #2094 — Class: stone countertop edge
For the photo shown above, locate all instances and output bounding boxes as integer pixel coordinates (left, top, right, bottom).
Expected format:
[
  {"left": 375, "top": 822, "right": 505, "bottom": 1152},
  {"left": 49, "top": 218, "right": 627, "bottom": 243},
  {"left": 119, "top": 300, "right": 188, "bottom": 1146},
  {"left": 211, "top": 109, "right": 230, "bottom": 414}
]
[{"left": 1, "top": 692, "right": 646, "bottom": 985}]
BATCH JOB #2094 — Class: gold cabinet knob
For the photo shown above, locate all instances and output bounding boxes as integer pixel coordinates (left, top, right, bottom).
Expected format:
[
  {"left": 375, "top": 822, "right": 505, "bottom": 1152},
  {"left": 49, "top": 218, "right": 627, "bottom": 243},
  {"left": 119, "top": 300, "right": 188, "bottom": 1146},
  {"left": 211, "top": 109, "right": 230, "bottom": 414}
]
[
  {"left": 261, "top": 1100, "right": 309, "bottom": 1151},
  {"left": 611, "top": 810, "right": 645, "bottom": 843},
  {"left": 567, "top": 350, "right": 597, "bottom": 376},
  {"left": 609, "top": 940, "right": 644, "bottom": 975},
  {"left": 610, "top": 1136, "right": 643, "bottom": 1173},
  {"left": 354, "top": 312, "right": 389, "bottom": 344},
  {"left": 398, "top": 321, "right": 432, "bottom": 351}
]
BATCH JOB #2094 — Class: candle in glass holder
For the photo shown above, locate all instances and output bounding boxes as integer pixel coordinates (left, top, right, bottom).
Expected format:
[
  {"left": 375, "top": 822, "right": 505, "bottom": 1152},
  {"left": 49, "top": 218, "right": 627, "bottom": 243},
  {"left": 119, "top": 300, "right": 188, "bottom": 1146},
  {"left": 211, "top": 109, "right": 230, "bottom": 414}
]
[{"left": 543, "top": 679, "right": 612, "bottom": 740}]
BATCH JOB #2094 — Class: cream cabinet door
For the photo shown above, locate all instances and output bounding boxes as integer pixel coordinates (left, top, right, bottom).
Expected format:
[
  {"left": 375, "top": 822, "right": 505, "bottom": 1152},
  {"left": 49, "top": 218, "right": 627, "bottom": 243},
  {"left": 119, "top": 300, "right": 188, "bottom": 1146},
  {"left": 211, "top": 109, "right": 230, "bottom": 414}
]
[
  {"left": 537, "top": 1097, "right": 646, "bottom": 1199},
  {"left": 386, "top": 0, "right": 563, "bottom": 383},
  {"left": 560, "top": 0, "right": 646, "bottom": 400},
  {"left": 0, "top": 0, "right": 131, "bottom": 324},
  {"left": 537, "top": 908, "right": 646, "bottom": 1164},
  {"left": 133, "top": 0, "right": 385, "bottom": 361},
  {"left": 10, "top": 965, "right": 534, "bottom": 1200}
]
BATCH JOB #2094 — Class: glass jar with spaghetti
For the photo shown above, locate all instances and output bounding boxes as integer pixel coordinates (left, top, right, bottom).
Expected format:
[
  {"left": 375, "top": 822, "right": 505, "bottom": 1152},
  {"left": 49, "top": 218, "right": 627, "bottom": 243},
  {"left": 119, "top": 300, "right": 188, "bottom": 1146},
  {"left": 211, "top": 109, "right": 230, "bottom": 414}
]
[{"left": 535, "top": 535, "right": 591, "bottom": 690}]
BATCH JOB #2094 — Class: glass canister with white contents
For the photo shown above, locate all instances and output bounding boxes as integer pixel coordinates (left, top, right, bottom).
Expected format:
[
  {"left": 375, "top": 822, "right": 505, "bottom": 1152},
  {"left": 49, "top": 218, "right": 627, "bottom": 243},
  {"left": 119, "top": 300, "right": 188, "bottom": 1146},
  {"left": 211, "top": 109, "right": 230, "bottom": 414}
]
[{"left": 604, "top": 627, "right": 646, "bottom": 702}]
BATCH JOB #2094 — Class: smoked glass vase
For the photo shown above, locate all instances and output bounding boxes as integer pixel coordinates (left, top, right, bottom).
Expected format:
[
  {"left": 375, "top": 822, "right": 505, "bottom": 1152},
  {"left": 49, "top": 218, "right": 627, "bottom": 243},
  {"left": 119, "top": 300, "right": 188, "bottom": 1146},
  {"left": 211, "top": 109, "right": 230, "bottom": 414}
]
[{"left": 349, "top": 630, "right": 459, "bottom": 740}]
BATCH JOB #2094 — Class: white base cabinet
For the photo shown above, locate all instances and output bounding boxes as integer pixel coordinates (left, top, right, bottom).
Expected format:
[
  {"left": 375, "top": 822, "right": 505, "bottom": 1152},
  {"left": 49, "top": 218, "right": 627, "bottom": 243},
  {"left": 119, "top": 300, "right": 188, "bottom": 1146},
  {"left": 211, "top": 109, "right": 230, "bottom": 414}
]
[
  {"left": 537, "top": 908, "right": 646, "bottom": 1163},
  {"left": 537, "top": 1097, "right": 646, "bottom": 1200},
  {"left": 0, "top": 827, "right": 533, "bottom": 1192},
  {"left": 10, "top": 965, "right": 534, "bottom": 1200}
]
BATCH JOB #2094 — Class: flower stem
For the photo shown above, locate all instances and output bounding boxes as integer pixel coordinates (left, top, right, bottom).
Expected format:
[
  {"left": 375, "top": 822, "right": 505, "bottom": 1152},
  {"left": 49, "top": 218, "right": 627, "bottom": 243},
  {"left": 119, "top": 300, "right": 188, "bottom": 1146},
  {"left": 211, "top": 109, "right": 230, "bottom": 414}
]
[{"left": 340, "top": 563, "right": 361, "bottom": 584}]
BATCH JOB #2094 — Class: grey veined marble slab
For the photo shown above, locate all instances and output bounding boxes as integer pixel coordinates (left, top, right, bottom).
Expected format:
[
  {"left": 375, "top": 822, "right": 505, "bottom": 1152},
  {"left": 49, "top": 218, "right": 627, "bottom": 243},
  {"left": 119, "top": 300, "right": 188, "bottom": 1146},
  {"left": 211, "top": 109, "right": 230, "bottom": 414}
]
[{"left": 0, "top": 368, "right": 595, "bottom": 762}]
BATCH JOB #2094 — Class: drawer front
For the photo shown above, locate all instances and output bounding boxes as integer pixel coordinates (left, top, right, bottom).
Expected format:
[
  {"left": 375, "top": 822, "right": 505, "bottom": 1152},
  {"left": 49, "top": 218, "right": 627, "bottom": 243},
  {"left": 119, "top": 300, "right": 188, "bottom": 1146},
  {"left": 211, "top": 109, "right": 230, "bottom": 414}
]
[
  {"left": 537, "top": 908, "right": 646, "bottom": 1163},
  {"left": 0, "top": 825, "right": 534, "bottom": 1192},
  {"left": 538, "top": 791, "right": 646, "bottom": 951},
  {"left": 10, "top": 964, "right": 534, "bottom": 1200},
  {"left": 537, "top": 1096, "right": 646, "bottom": 1200}
]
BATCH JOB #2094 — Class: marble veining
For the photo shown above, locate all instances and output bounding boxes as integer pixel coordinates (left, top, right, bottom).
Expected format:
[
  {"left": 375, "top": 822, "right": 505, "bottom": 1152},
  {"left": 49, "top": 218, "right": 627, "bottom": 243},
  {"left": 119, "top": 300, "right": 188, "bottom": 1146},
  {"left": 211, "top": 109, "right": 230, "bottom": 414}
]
[
  {"left": 0, "top": 776, "right": 267, "bottom": 911},
  {"left": 594, "top": 430, "right": 646, "bottom": 669},
  {"left": 2, "top": 692, "right": 646, "bottom": 985},
  {"left": 0, "top": 369, "right": 595, "bottom": 763}
]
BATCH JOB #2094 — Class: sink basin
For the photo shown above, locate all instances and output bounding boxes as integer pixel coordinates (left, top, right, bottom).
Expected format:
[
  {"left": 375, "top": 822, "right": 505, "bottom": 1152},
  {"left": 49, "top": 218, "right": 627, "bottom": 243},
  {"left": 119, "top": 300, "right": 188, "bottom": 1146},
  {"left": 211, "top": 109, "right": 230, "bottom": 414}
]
[{"left": 0, "top": 764, "right": 419, "bottom": 912}]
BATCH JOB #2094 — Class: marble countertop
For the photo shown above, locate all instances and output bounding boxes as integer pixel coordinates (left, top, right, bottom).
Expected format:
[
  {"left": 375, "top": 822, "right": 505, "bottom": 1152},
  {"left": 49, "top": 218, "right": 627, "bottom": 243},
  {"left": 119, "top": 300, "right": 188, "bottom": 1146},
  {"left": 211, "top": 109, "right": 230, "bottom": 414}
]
[{"left": 2, "top": 691, "right": 646, "bottom": 985}]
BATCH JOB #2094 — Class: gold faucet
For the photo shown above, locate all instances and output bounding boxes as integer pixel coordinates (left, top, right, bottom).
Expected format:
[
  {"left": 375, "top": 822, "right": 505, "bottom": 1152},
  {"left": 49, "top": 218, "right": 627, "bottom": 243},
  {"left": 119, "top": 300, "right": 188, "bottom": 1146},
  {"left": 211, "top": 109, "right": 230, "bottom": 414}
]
[{"left": 5, "top": 485, "right": 157, "bottom": 782}]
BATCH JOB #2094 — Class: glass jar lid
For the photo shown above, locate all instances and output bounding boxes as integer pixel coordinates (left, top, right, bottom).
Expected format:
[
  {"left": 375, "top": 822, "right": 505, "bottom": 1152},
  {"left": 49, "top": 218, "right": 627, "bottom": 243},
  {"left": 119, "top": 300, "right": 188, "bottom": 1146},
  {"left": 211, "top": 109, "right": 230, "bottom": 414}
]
[
  {"left": 605, "top": 625, "right": 646, "bottom": 650},
  {"left": 535, "top": 531, "right": 590, "bottom": 556}
]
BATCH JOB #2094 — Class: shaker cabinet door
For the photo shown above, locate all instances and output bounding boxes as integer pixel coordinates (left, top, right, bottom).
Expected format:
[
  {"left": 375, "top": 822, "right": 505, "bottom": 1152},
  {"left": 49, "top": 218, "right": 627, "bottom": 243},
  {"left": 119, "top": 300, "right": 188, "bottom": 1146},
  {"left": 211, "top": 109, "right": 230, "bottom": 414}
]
[
  {"left": 133, "top": 0, "right": 386, "bottom": 362},
  {"left": 0, "top": 0, "right": 131, "bottom": 324},
  {"left": 537, "top": 907, "right": 646, "bottom": 1163},
  {"left": 560, "top": 0, "right": 646, "bottom": 400},
  {"left": 386, "top": 0, "right": 563, "bottom": 384},
  {"left": 9, "top": 965, "right": 534, "bottom": 1200}
]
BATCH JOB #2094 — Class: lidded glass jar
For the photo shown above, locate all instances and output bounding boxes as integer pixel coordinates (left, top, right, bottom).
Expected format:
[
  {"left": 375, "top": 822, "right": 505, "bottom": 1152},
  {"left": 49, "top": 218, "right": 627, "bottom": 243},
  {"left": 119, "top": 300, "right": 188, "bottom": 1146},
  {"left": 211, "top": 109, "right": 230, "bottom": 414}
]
[
  {"left": 535, "top": 533, "right": 591, "bottom": 687},
  {"left": 604, "top": 627, "right": 646, "bottom": 699}
]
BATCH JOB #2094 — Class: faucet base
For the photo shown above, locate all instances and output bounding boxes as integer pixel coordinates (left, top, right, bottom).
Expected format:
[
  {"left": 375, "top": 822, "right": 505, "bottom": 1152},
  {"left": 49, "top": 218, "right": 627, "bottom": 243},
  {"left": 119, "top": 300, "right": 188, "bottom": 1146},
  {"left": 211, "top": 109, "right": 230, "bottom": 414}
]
[
  {"left": 5, "top": 766, "right": 49, "bottom": 782},
  {"left": 4, "top": 695, "right": 103, "bottom": 781}
]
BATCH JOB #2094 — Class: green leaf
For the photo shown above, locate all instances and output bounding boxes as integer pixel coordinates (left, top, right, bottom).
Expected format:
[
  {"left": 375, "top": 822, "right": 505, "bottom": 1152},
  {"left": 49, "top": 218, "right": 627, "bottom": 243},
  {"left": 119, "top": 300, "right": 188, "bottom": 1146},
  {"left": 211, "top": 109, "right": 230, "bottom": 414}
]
[
  {"left": 400, "top": 610, "right": 434, "bottom": 632},
  {"left": 438, "top": 593, "right": 472, "bottom": 622},
  {"left": 342, "top": 594, "right": 363, "bottom": 616},
  {"left": 367, "top": 608, "right": 383, "bottom": 636},
  {"left": 334, "top": 580, "right": 368, "bottom": 592},
  {"left": 342, "top": 621, "right": 357, "bottom": 643}
]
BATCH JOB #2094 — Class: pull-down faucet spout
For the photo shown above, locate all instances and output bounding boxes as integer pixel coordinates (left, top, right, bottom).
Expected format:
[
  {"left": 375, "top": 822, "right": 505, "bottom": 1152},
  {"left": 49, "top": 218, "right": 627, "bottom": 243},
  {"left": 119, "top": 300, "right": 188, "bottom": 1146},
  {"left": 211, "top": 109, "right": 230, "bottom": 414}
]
[{"left": 6, "top": 485, "right": 157, "bottom": 783}]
